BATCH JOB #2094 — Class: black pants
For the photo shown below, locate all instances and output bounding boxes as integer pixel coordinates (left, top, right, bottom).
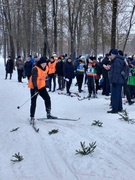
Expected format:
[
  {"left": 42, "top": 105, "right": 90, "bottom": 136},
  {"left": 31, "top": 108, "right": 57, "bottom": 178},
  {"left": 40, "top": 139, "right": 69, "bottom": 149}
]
[
  {"left": 30, "top": 87, "right": 51, "bottom": 118},
  {"left": 66, "top": 79, "right": 72, "bottom": 93},
  {"left": 17, "top": 69, "right": 23, "bottom": 82},
  {"left": 5, "top": 72, "right": 12, "bottom": 79},
  {"left": 102, "top": 78, "right": 110, "bottom": 96},
  {"left": 57, "top": 76, "right": 64, "bottom": 89},
  {"left": 76, "top": 74, "right": 84, "bottom": 91},
  {"left": 48, "top": 74, "right": 56, "bottom": 91},
  {"left": 87, "top": 76, "right": 96, "bottom": 95}
]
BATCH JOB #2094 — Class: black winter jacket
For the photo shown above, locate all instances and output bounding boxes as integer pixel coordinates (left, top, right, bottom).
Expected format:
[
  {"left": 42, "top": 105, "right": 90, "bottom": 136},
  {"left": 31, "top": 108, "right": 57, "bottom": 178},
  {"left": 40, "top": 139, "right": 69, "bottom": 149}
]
[
  {"left": 5, "top": 59, "right": 14, "bottom": 73},
  {"left": 56, "top": 61, "right": 64, "bottom": 76},
  {"left": 63, "top": 61, "right": 74, "bottom": 79},
  {"left": 24, "top": 61, "right": 33, "bottom": 77}
]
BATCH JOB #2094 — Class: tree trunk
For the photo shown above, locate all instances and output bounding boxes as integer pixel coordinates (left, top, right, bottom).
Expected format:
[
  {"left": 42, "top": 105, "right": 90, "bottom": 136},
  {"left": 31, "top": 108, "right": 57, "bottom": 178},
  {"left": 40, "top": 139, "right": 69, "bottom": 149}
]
[
  {"left": 93, "top": 0, "right": 98, "bottom": 58},
  {"left": 111, "top": 0, "right": 118, "bottom": 49},
  {"left": 52, "top": 0, "right": 58, "bottom": 54},
  {"left": 123, "top": 5, "right": 135, "bottom": 53}
]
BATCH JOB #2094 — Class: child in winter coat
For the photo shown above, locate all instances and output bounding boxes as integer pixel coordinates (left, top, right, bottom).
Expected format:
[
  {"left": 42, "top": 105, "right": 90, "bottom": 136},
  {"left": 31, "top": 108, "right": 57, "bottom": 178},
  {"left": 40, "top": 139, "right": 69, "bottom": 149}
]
[
  {"left": 86, "top": 57, "right": 97, "bottom": 98},
  {"left": 75, "top": 57, "right": 85, "bottom": 93}
]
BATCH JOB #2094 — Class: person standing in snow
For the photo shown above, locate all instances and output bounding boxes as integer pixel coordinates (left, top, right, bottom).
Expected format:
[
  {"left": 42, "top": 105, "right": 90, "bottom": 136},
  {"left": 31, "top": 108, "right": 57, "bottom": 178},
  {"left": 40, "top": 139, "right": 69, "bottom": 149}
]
[
  {"left": 107, "top": 49, "right": 125, "bottom": 113},
  {"left": 15, "top": 55, "right": 24, "bottom": 83},
  {"left": 5, "top": 56, "right": 14, "bottom": 80},
  {"left": 56, "top": 57, "right": 65, "bottom": 90},
  {"left": 24, "top": 56, "right": 33, "bottom": 80},
  {"left": 63, "top": 57, "right": 75, "bottom": 95},
  {"left": 28, "top": 57, "right": 57, "bottom": 124},
  {"left": 101, "top": 53, "right": 111, "bottom": 96},
  {"left": 85, "top": 56, "right": 97, "bottom": 98},
  {"left": 48, "top": 56, "right": 57, "bottom": 92},
  {"left": 74, "top": 57, "right": 85, "bottom": 93}
]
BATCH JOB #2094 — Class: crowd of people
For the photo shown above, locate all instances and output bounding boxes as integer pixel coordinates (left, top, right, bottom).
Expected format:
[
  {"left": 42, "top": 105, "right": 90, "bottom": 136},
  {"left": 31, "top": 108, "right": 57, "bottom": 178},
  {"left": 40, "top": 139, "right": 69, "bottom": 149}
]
[{"left": 4, "top": 50, "right": 135, "bottom": 121}]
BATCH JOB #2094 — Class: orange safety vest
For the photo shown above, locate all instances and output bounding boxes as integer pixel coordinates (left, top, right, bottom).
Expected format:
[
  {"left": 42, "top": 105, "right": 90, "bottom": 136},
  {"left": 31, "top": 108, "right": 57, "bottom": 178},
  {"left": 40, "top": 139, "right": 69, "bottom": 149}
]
[
  {"left": 28, "top": 66, "right": 48, "bottom": 90},
  {"left": 48, "top": 61, "right": 56, "bottom": 74}
]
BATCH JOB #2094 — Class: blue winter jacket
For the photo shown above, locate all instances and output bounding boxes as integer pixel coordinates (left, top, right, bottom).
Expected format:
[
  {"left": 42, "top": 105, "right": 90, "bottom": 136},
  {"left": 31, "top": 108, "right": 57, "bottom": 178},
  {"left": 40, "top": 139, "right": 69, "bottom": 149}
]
[{"left": 109, "top": 55, "right": 125, "bottom": 84}]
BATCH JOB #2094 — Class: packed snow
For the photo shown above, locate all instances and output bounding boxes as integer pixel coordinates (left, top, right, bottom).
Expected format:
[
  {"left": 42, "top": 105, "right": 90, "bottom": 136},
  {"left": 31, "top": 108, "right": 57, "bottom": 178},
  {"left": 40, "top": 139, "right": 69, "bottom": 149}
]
[{"left": 0, "top": 57, "right": 135, "bottom": 180}]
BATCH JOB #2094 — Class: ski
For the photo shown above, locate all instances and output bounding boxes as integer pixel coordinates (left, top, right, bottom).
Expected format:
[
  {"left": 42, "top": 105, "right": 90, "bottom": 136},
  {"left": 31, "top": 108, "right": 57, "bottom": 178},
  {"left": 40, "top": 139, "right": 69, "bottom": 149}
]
[
  {"left": 72, "top": 92, "right": 81, "bottom": 98},
  {"left": 78, "top": 97, "right": 90, "bottom": 101},
  {"left": 32, "top": 124, "right": 39, "bottom": 132},
  {"left": 37, "top": 117, "right": 80, "bottom": 121}
]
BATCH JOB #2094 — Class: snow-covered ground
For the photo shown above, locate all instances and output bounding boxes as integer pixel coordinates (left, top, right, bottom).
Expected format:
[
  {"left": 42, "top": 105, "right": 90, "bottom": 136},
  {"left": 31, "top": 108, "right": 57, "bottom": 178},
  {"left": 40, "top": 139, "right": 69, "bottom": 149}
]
[{"left": 0, "top": 57, "right": 135, "bottom": 180}]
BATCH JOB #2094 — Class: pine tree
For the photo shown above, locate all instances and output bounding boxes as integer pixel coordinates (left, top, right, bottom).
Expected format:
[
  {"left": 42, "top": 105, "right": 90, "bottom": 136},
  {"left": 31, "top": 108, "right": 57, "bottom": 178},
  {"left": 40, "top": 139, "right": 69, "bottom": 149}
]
[{"left": 76, "top": 141, "right": 97, "bottom": 155}]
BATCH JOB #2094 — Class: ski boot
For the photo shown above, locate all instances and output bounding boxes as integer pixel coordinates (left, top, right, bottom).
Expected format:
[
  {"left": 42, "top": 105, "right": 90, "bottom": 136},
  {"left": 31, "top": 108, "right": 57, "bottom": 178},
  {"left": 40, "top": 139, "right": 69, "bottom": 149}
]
[
  {"left": 30, "top": 117, "right": 35, "bottom": 125},
  {"left": 47, "top": 114, "right": 58, "bottom": 119}
]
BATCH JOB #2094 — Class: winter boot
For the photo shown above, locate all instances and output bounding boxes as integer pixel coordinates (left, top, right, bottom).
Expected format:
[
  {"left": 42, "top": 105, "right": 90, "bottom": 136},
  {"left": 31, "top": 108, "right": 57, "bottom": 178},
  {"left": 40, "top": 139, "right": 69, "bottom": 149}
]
[
  {"left": 5, "top": 73, "right": 7, "bottom": 79},
  {"left": 47, "top": 114, "right": 57, "bottom": 119}
]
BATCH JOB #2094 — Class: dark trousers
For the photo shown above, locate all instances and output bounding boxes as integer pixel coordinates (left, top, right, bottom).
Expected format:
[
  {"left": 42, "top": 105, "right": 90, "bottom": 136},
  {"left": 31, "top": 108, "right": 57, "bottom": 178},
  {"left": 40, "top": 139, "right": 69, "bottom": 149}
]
[
  {"left": 128, "top": 85, "right": 135, "bottom": 99},
  {"left": 5, "top": 72, "right": 12, "bottom": 79},
  {"left": 76, "top": 74, "right": 84, "bottom": 91},
  {"left": 17, "top": 69, "right": 23, "bottom": 82},
  {"left": 48, "top": 74, "right": 56, "bottom": 91},
  {"left": 111, "top": 84, "right": 122, "bottom": 112},
  {"left": 57, "top": 76, "right": 64, "bottom": 89},
  {"left": 66, "top": 79, "right": 72, "bottom": 93},
  {"left": 102, "top": 78, "right": 110, "bottom": 96},
  {"left": 87, "top": 76, "right": 96, "bottom": 95},
  {"left": 123, "top": 82, "right": 131, "bottom": 103},
  {"left": 30, "top": 87, "right": 51, "bottom": 118}
]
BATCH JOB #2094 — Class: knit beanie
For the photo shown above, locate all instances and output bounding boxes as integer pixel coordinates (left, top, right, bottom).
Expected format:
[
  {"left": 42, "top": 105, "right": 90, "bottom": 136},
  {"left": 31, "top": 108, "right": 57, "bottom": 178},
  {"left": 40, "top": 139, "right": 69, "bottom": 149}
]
[{"left": 111, "top": 49, "right": 118, "bottom": 55}]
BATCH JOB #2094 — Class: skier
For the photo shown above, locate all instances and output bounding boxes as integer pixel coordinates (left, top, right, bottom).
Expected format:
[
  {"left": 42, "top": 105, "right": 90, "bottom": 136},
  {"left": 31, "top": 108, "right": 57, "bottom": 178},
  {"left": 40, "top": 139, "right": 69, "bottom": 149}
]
[{"left": 28, "top": 57, "right": 57, "bottom": 124}]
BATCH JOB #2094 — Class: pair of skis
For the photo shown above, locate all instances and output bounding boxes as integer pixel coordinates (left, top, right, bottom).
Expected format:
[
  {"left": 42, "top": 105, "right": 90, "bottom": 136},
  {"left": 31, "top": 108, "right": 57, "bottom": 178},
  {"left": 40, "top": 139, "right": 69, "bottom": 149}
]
[
  {"left": 58, "top": 92, "right": 81, "bottom": 98},
  {"left": 30, "top": 117, "right": 80, "bottom": 132}
]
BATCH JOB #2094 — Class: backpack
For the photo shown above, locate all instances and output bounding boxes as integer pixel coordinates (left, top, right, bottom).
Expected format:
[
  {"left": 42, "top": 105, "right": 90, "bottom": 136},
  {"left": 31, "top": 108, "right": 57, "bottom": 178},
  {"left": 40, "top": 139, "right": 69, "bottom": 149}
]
[{"left": 121, "top": 59, "right": 129, "bottom": 81}]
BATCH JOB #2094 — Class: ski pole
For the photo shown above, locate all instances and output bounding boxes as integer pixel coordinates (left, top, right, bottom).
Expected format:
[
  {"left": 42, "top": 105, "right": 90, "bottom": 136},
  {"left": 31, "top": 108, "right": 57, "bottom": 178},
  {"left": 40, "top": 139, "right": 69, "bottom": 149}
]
[{"left": 17, "top": 92, "right": 38, "bottom": 109}]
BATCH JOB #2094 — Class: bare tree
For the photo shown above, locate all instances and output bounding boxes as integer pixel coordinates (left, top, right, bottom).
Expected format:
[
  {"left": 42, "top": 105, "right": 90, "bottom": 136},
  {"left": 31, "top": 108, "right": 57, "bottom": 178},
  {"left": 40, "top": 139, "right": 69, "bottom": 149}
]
[{"left": 123, "top": 4, "right": 135, "bottom": 52}]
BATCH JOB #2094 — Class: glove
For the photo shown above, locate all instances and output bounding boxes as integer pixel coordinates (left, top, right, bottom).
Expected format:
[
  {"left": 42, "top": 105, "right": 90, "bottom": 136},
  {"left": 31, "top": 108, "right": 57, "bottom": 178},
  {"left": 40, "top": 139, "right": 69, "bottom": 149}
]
[{"left": 64, "top": 77, "right": 69, "bottom": 82}]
